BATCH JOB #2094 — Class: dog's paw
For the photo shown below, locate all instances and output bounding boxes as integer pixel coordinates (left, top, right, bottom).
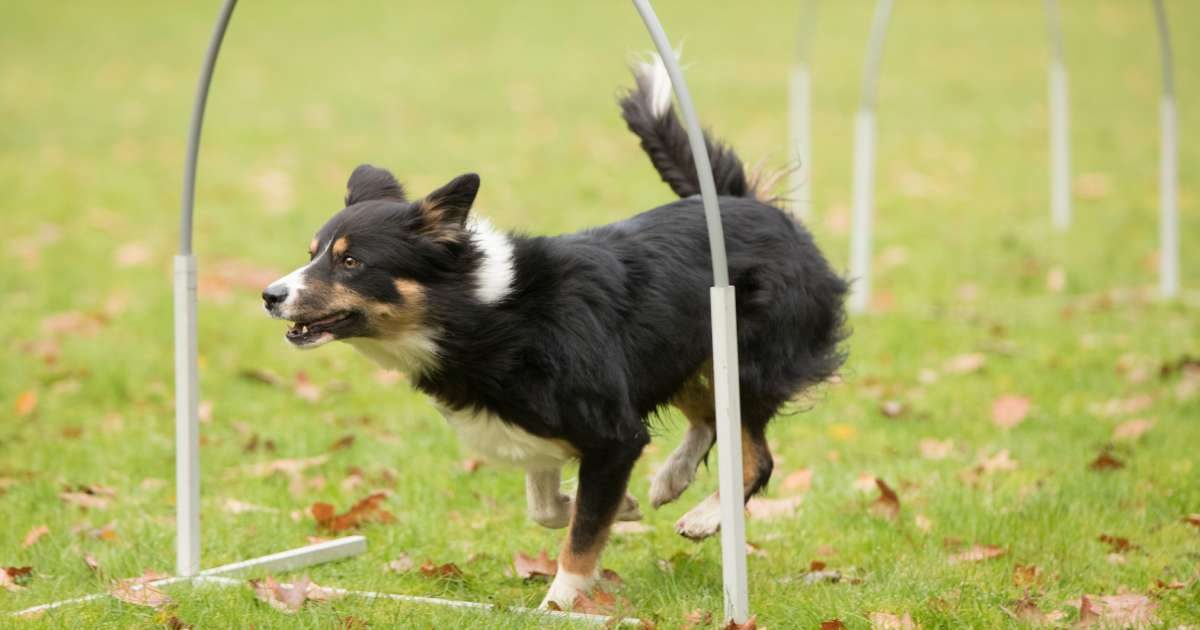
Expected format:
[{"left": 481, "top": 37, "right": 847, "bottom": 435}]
[
  {"left": 649, "top": 462, "right": 694, "bottom": 508},
  {"left": 539, "top": 570, "right": 595, "bottom": 610},
  {"left": 529, "top": 493, "right": 572, "bottom": 529},
  {"left": 616, "top": 493, "right": 642, "bottom": 522},
  {"left": 675, "top": 494, "right": 721, "bottom": 540}
]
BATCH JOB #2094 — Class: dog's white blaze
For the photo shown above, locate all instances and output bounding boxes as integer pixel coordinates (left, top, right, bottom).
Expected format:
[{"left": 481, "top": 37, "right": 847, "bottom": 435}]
[
  {"left": 637, "top": 52, "right": 675, "bottom": 118},
  {"left": 437, "top": 404, "right": 575, "bottom": 470},
  {"left": 346, "top": 332, "right": 440, "bottom": 376},
  {"left": 467, "top": 217, "right": 514, "bottom": 304},
  {"left": 266, "top": 241, "right": 331, "bottom": 316}
]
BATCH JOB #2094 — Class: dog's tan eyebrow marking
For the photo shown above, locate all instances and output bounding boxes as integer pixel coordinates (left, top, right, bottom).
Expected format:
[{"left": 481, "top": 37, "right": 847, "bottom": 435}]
[
  {"left": 333, "top": 236, "right": 350, "bottom": 257},
  {"left": 309, "top": 238, "right": 319, "bottom": 256}
]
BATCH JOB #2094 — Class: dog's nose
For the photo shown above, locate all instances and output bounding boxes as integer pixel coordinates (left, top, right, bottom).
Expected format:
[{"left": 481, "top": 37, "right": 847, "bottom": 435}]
[{"left": 262, "top": 284, "right": 288, "bottom": 309}]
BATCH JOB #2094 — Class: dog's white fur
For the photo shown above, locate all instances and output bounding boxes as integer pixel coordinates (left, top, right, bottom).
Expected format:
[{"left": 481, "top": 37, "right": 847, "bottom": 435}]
[
  {"left": 649, "top": 423, "right": 713, "bottom": 507},
  {"left": 675, "top": 492, "right": 722, "bottom": 540},
  {"left": 466, "top": 217, "right": 515, "bottom": 304}
]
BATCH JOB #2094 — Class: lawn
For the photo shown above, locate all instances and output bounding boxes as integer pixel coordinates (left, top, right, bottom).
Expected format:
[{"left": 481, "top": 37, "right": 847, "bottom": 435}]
[{"left": 1, "top": 1, "right": 1198, "bottom": 627}]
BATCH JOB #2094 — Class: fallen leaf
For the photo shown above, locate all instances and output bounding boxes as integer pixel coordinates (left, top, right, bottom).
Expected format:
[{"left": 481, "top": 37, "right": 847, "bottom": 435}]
[
  {"left": 880, "top": 400, "right": 907, "bottom": 418},
  {"left": 1098, "top": 534, "right": 1138, "bottom": 553},
  {"left": 919, "top": 438, "right": 953, "bottom": 460},
  {"left": 944, "top": 353, "right": 986, "bottom": 374},
  {"left": 41, "top": 311, "right": 105, "bottom": 337},
  {"left": 870, "top": 478, "right": 900, "bottom": 520},
  {"left": 991, "top": 395, "right": 1031, "bottom": 429},
  {"left": 513, "top": 550, "right": 557, "bottom": 580},
  {"left": 1089, "top": 451, "right": 1125, "bottom": 471},
  {"left": 83, "top": 552, "right": 101, "bottom": 574},
  {"left": 947, "top": 544, "right": 1006, "bottom": 563},
  {"left": 1046, "top": 267, "right": 1066, "bottom": 293},
  {"left": 250, "top": 575, "right": 341, "bottom": 613},
  {"left": 1069, "top": 593, "right": 1158, "bottom": 628},
  {"left": 14, "top": 390, "right": 38, "bottom": 417},
  {"left": 221, "top": 498, "right": 276, "bottom": 515},
  {"left": 915, "top": 514, "right": 933, "bottom": 533},
  {"left": 328, "top": 434, "right": 355, "bottom": 452},
  {"left": 1112, "top": 419, "right": 1154, "bottom": 441},
  {"left": 462, "top": 458, "right": 482, "bottom": 473},
  {"left": 293, "top": 371, "right": 322, "bottom": 402},
  {"left": 114, "top": 242, "right": 152, "bottom": 267},
  {"left": 111, "top": 576, "right": 171, "bottom": 608},
  {"left": 1075, "top": 172, "right": 1111, "bottom": 200},
  {"left": 311, "top": 492, "right": 395, "bottom": 532},
  {"left": 746, "top": 495, "right": 802, "bottom": 520},
  {"left": 821, "top": 620, "right": 847, "bottom": 630},
  {"left": 682, "top": 609, "right": 713, "bottom": 630},
  {"left": 60, "top": 490, "right": 111, "bottom": 510},
  {"left": 22, "top": 525, "right": 50, "bottom": 548},
  {"left": 782, "top": 468, "right": 813, "bottom": 494},
  {"left": 869, "top": 611, "right": 918, "bottom": 629},
  {"left": 1186, "top": 514, "right": 1200, "bottom": 529},
  {"left": 384, "top": 554, "right": 414, "bottom": 573},
  {"left": 572, "top": 587, "right": 630, "bottom": 616},
  {"left": 853, "top": 473, "right": 878, "bottom": 492},
  {"left": 1013, "top": 564, "right": 1041, "bottom": 588},
  {"left": 722, "top": 615, "right": 758, "bottom": 630},
  {"left": 247, "top": 455, "right": 328, "bottom": 478},
  {"left": 1007, "top": 595, "right": 1065, "bottom": 626},
  {"left": 418, "top": 560, "right": 463, "bottom": 579},
  {"left": 1089, "top": 395, "right": 1153, "bottom": 418},
  {"left": 0, "top": 566, "right": 33, "bottom": 592},
  {"left": 239, "top": 367, "right": 287, "bottom": 387}
]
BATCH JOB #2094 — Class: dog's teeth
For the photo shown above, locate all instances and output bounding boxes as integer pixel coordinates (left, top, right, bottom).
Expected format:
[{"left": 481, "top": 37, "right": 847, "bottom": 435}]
[{"left": 301, "top": 325, "right": 308, "bottom": 334}]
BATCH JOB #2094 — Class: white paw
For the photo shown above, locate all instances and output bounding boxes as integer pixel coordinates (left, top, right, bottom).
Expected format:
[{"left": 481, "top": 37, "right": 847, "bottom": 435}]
[
  {"left": 649, "top": 461, "right": 695, "bottom": 508},
  {"left": 617, "top": 493, "right": 643, "bottom": 522},
  {"left": 675, "top": 494, "right": 721, "bottom": 540},
  {"left": 529, "top": 493, "right": 571, "bottom": 529},
  {"left": 539, "top": 570, "right": 595, "bottom": 610}
]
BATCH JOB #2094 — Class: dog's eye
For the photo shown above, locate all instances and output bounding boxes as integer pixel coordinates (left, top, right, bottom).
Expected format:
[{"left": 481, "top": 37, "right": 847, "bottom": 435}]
[{"left": 342, "top": 256, "right": 360, "bottom": 269}]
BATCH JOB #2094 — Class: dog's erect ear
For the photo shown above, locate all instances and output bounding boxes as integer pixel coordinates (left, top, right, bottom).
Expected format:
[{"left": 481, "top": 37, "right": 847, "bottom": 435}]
[
  {"left": 345, "top": 164, "right": 407, "bottom": 205},
  {"left": 417, "top": 173, "right": 480, "bottom": 239}
]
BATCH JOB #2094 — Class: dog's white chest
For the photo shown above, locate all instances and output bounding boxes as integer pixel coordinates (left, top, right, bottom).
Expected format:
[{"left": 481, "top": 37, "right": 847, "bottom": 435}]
[{"left": 435, "top": 405, "right": 575, "bottom": 470}]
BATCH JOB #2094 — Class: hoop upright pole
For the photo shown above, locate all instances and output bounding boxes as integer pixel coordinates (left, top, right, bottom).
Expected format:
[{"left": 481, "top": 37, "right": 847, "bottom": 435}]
[
  {"left": 789, "top": 1, "right": 818, "bottom": 220},
  {"left": 1153, "top": 0, "right": 1179, "bottom": 298},
  {"left": 630, "top": 1, "right": 748, "bottom": 623},
  {"left": 176, "top": 0, "right": 238, "bottom": 577},
  {"left": 1044, "top": 0, "right": 1071, "bottom": 231},
  {"left": 847, "top": 0, "right": 894, "bottom": 314}
]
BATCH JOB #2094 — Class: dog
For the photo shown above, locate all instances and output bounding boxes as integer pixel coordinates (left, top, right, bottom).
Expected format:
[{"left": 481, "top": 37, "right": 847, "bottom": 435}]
[{"left": 263, "top": 55, "right": 847, "bottom": 609}]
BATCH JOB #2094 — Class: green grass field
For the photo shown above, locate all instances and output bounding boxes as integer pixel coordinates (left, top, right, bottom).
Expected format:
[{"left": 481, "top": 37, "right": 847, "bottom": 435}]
[{"left": 2, "top": 1, "right": 1198, "bottom": 627}]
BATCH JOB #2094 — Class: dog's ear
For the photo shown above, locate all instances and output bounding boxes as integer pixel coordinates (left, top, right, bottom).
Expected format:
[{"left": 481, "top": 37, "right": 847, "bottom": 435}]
[
  {"left": 416, "top": 173, "right": 480, "bottom": 240},
  {"left": 345, "top": 164, "right": 407, "bottom": 205}
]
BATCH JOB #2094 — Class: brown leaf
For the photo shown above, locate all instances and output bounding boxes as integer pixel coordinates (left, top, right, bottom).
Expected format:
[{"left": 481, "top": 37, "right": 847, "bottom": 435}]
[
  {"left": 1098, "top": 534, "right": 1137, "bottom": 553},
  {"left": 60, "top": 490, "right": 111, "bottom": 510},
  {"left": 919, "top": 438, "right": 953, "bottom": 460},
  {"left": 1089, "top": 395, "right": 1153, "bottom": 418},
  {"left": 22, "top": 525, "right": 50, "bottom": 548},
  {"left": 914, "top": 514, "right": 933, "bottom": 533},
  {"left": 1013, "top": 564, "right": 1042, "bottom": 588},
  {"left": 513, "top": 550, "right": 557, "bottom": 580},
  {"left": 746, "top": 495, "right": 802, "bottom": 520},
  {"left": 1186, "top": 513, "right": 1200, "bottom": 529},
  {"left": 1089, "top": 451, "right": 1124, "bottom": 471},
  {"left": 238, "top": 367, "right": 286, "bottom": 387},
  {"left": 870, "top": 478, "right": 900, "bottom": 520},
  {"left": 944, "top": 353, "right": 986, "bottom": 374},
  {"left": 1074, "top": 172, "right": 1111, "bottom": 200},
  {"left": 991, "top": 395, "right": 1031, "bottom": 429},
  {"left": 384, "top": 554, "right": 414, "bottom": 573},
  {"left": 868, "top": 611, "right": 918, "bottom": 629},
  {"left": 83, "top": 552, "right": 101, "bottom": 574},
  {"left": 1046, "top": 267, "right": 1067, "bottom": 293},
  {"left": 14, "top": 390, "right": 38, "bottom": 417},
  {"left": 681, "top": 609, "right": 713, "bottom": 630},
  {"left": 41, "top": 311, "right": 105, "bottom": 337},
  {"left": 311, "top": 492, "right": 395, "bottom": 532},
  {"left": 1112, "top": 418, "right": 1154, "bottom": 441},
  {"left": 418, "top": 561, "right": 463, "bottom": 579},
  {"left": 722, "top": 615, "right": 758, "bottom": 630},
  {"left": 961, "top": 449, "right": 1018, "bottom": 484},
  {"left": 947, "top": 544, "right": 1006, "bottom": 563},
  {"left": 821, "top": 621, "right": 847, "bottom": 630},
  {"left": 293, "top": 371, "right": 322, "bottom": 402},
  {"left": 853, "top": 473, "right": 879, "bottom": 492},
  {"left": 0, "top": 566, "right": 33, "bottom": 592},
  {"left": 250, "top": 575, "right": 341, "bottom": 613},
  {"left": 111, "top": 577, "right": 171, "bottom": 608},
  {"left": 572, "top": 587, "right": 630, "bottom": 616},
  {"left": 1007, "top": 595, "right": 1065, "bottom": 626},
  {"left": 114, "top": 242, "right": 152, "bottom": 267},
  {"left": 880, "top": 400, "right": 907, "bottom": 418},
  {"left": 328, "top": 434, "right": 355, "bottom": 452},
  {"left": 782, "top": 467, "right": 813, "bottom": 494},
  {"left": 1070, "top": 593, "right": 1158, "bottom": 628},
  {"left": 462, "top": 458, "right": 483, "bottom": 473}
]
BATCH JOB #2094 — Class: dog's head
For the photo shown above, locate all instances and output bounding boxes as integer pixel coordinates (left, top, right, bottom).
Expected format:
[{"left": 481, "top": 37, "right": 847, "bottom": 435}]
[{"left": 263, "top": 164, "right": 479, "bottom": 351}]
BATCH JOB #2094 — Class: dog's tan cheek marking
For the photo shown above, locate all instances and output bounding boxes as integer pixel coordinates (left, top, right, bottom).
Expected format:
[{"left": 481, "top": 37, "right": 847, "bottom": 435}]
[
  {"left": 332, "top": 236, "right": 350, "bottom": 258},
  {"left": 309, "top": 238, "right": 319, "bottom": 257}
]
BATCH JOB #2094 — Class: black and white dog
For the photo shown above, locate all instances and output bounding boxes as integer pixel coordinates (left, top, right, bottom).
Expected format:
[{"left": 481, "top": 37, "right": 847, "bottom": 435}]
[{"left": 263, "top": 56, "right": 846, "bottom": 609}]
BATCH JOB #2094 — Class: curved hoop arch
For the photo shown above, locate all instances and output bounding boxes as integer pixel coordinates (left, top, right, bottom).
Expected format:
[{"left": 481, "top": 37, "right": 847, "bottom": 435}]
[{"left": 170, "top": 0, "right": 749, "bottom": 624}]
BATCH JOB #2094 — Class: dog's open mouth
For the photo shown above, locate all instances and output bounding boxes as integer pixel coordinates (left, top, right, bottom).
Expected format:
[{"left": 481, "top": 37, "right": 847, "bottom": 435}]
[{"left": 285, "top": 311, "right": 354, "bottom": 347}]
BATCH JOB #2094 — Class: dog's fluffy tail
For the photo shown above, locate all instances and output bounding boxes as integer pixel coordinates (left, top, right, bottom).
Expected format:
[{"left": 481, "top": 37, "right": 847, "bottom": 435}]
[{"left": 620, "top": 54, "right": 763, "bottom": 201}]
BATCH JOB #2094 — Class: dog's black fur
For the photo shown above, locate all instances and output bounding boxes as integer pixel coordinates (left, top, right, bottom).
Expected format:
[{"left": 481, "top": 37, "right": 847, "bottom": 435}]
[{"left": 264, "top": 61, "right": 847, "bottom": 605}]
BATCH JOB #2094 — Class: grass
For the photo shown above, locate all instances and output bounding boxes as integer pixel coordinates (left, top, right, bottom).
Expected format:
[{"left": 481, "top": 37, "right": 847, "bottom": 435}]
[{"left": 1, "top": 1, "right": 1198, "bottom": 627}]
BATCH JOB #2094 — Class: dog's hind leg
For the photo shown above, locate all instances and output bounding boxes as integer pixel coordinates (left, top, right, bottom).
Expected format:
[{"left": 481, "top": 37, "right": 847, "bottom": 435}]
[
  {"left": 675, "top": 424, "right": 774, "bottom": 541},
  {"left": 651, "top": 369, "right": 716, "bottom": 508},
  {"left": 527, "top": 468, "right": 641, "bottom": 530}
]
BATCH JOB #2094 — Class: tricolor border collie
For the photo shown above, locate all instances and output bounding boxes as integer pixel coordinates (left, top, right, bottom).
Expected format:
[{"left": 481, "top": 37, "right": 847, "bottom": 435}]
[{"left": 263, "top": 56, "right": 847, "bottom": 609}]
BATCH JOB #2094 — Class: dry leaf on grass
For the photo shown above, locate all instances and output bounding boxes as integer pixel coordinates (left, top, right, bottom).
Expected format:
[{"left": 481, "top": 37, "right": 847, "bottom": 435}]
[
  {"left": 723, "top": 615, "right": 758, "bottom": 630},
  {"left": 821, "top": 620, "right": 847, "bottom": 630},
  {"left": 1005, "top": 595, "right": 1065, "bottom": 626},
  {"left": 111, "top": 576, "right": 172, "bottom": 608},
  {"left": 1012, "top": 564, "right": 1041, "bottom": 588},
  {"left": 328, "top": 435, "right": 355, "bottom": 452},
  {"left": 293, "top": 371, "right": 322, "bottom": 402},
  {"left": 1098, "top": 534, "right": 1138, "bottom": 553},
  {"left": 384, "top": 554, "right": 414, "bottom": 573},
  {"left": 782, "top": 467, "right": 813, "bottom": 494},
  {"left": 83, "top": 552, "right": 101, "bottom": 574},
  {"left": 41, "top": 311, "right": 105, "bottom": 337},
  {"left": 1089, "top": 450, "right": 1125, "bottom": 471},
  {"left": 1186, "top": 514, "right": 1200, "bottom": 529},
  {"left": 1112, "top": 418, "right": 1154, "bottom": 441},
  {"left": 14, "top": 390, "right": 38, "bottom": 417},
  {"left": 991, "top": 395, "right": 1031, "bottom": 429},
  {"left": 947, "top": 544, "right": 1006, "bottom": 563},
  {"left": 682, "top": 609, "right": 713, "bottom": 629},
  {"left": 311, "top": 492, "right": 395, "bottom": 532},
  {"left": 462, "top": 458, "right": 483, "bottom": 473},
  {"left": 1, "top": 566, "right": 33, "bottom": 592},
  {"left": 419, "top": 561, "right": 463, "bottom": 579},
  {"left": 869, "top": 611, "right": 919, "bottom": 629},
  {"left": 250, "top": 575, "right": 341, "bottom": 613},
  {"left": 513, "top": 550, "right": 557, "bottom": 580},
  {"left": 853, "top": 473, "right": 879, "bottom": 492},
  {"left": 944, "top": 353, "right": 986, "bottom": 374},
  {"left": 114, "top": 242, "right": 152, "bottom": 267},
  {"left": 1068, "top": 593, "right": 1159, "bottom": 628},
  {"left": 870, "top": 478, "right": 900, "bottom": 520},
  {"left": 747, "top": 495, "right": 802, "bottom": 520},
  {"left": 880, "top": 400, "right": 907, "bottom": 418},
  {"left": 919, "top": 438, "right": 953, "bottom": 460},
  {"left": 60, "top": 487, "right": 113, "bottom": 510},
  {"left": 1089, "top": 395, "right": 1153, "bottom": 418},
  {"left": 570, "top": 587, "right": 631, "bottom": 616},
  {"left": 22, "top": 525, "right": 49, "bottom": 548}
]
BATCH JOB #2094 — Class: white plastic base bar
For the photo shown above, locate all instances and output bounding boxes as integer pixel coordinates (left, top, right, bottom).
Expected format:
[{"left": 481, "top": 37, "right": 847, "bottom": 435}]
[
  {"left": 711, "top": 286, "right": 750, "bottom": 624},
  {"left": 199, "top": 535, "right": 367, "bottom": 577}
]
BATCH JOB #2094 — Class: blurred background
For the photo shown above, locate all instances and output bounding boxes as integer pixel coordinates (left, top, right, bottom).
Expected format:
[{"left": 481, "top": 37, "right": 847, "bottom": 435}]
[{"left": 1, "top": 1, "right": 1197, "bottom": 627}]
